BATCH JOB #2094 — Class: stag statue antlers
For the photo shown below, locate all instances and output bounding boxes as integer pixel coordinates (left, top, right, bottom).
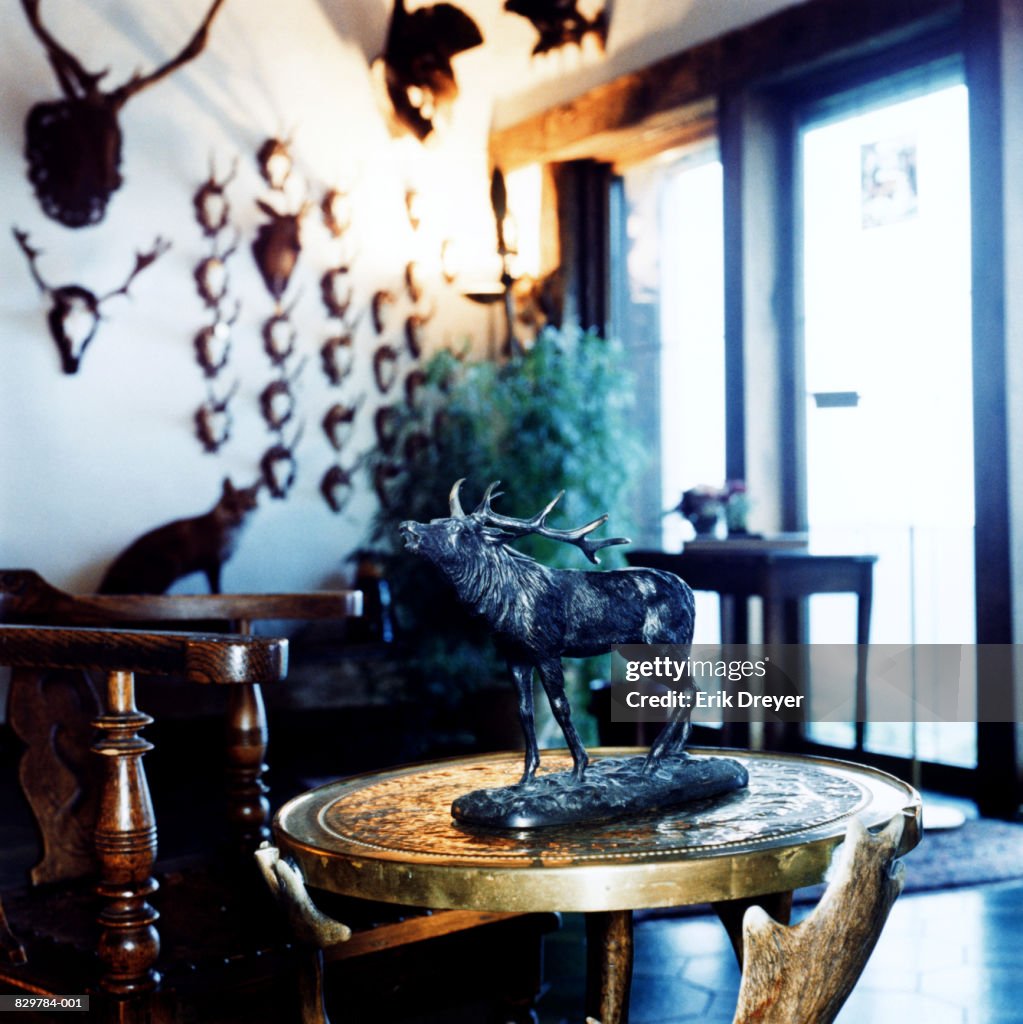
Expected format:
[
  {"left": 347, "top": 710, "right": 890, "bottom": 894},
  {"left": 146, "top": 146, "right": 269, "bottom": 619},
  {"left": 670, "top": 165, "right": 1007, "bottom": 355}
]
[{"left": 401, "top": 480, "right": 701, "bottom": 787}]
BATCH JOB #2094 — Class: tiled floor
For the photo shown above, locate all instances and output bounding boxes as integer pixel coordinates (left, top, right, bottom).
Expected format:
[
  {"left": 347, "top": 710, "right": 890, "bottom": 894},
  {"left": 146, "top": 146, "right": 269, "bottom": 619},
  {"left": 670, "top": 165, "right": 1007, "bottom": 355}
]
[{"left": 539, "top": 880, "right": 1023, "bottom": 1023}]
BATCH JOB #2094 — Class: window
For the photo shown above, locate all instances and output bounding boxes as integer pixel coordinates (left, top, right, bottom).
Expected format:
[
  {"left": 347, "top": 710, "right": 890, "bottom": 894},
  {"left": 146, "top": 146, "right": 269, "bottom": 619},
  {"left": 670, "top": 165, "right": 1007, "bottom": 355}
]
[
  {"left": 616, "top": 146, "right": 725, "bottom": 643},
  {"left": 798, "top": 77, "right": 976, "bottom": 768}
]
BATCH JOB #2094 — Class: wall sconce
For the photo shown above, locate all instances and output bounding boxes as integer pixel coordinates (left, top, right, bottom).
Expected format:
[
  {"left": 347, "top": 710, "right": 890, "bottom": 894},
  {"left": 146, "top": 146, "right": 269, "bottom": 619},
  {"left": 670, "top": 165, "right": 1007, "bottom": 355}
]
[{"left": 462, "top": 167, "right": 522, "bottom": 356}]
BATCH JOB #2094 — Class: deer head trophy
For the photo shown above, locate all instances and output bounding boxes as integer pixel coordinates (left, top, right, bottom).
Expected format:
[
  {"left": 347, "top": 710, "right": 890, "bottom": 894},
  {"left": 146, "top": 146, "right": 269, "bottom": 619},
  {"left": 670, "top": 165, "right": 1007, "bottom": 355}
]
[
  {"left": 252, "top": 197, "right": 310, "bottom": 303},
  {"left": 20, "top": 0, "right": 227, "bottom": 228},
  {"left": 13, "top": 227, "right": 170, "bottom": 373}
]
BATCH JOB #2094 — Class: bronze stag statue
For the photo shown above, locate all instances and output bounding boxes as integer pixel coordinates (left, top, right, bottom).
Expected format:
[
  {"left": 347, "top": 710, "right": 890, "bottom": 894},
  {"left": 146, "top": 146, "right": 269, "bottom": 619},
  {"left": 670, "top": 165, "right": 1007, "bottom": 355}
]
[{"left": 401, "top": 480, "right": 748, "bottom": 827}]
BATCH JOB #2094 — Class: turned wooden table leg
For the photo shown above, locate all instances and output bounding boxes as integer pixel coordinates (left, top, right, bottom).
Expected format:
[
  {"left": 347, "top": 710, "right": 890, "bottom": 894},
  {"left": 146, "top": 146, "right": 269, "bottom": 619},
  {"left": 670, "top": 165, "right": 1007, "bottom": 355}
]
[
  {"left": 585, "top": 910, "right": 633, "bottom": 1024},
  {"left": 92, "top": 670, "right": 160, "bottom": 998}
]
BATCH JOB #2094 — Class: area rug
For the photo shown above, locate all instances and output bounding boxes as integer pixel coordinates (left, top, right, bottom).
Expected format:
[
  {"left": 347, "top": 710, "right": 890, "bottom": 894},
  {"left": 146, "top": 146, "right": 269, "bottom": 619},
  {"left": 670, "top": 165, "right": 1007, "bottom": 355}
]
[
  {"left": 792, "top": 815, "right": 1023, "bottom": 904},
  {"left": 878, "top": 816, "right": 1023, "bottom": 894},
  {"left": 639, "top": 816, "right": 1023, "bottom": 922}
]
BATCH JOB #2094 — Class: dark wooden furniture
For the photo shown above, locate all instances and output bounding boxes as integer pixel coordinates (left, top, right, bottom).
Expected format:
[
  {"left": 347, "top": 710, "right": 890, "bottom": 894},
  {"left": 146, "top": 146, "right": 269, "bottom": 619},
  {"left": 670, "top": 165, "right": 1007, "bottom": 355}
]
[
  {"left": 0, "top": 571, "right": 555, "bottom": 1022},
  {"left": 626, "top": 545, "right": 876, "bottom": 646},
  {"left": 0, "top": 621, "right": 287, "bottom": 1012},
  {"left": 273, "top": 747, "right": 921, "bottom": 1024},
  {"left": 0, "top": 569, "right": 360, "bottom": 876},
  {"left": 627, "top": 546, "right": 877, "bottom": 747}
]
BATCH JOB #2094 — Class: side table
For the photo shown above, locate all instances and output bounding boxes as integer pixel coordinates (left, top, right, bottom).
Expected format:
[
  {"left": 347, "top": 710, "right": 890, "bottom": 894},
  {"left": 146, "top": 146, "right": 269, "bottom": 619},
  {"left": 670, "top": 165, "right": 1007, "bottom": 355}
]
[{"left": 273, "top": 748, "right": 920, "bottom": 1023}]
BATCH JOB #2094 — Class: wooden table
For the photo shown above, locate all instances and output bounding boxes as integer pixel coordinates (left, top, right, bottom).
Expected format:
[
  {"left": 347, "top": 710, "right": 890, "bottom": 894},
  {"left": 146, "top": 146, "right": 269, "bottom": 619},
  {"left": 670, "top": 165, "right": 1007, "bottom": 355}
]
[
  {"left": 627, "top": 547, "right": 878, "bottom": 745},
  {"left": 626, "top": 546, "right": 877, "bottom": 647},
  {"left": 274, "top": 748, "right": 920, "bottom": 1023}
]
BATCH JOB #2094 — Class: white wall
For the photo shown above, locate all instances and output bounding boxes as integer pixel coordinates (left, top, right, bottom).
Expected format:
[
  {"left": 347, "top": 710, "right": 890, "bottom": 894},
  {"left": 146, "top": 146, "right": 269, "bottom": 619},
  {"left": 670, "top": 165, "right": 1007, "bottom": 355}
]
[
  {"left": 0, "top": 0, "right": 498, "bottom": 594},
  {"left": 0, "top": 0, "right": 807, "bottom": 596}
]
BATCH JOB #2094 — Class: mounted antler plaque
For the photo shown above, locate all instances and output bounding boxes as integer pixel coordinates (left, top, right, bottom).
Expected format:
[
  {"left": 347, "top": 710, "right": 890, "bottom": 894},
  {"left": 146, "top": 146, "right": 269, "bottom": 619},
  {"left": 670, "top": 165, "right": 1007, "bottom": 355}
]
[
  {"left": 320, "top": 330, "right": 355, "bottom": 387},
  {"left": 193, "top": 157, "right": 238, "bottom": 237},
  {"left": 194, "top": 231, "right": 240, "bottom": 309},
  {"left": 20, "top": 0, "right": 227, "bottom": 227},
  {"left": 194, "top": 380, "right": 239, "bottom": 454},
  {"left": 261, "top": 300, "right": 299, "bottom": 367},
  {"left": 193, "top": 305, "right": 238, "bottom": 379},
  {"left": 321, "top": 464, "right": 354, "bottom": 513},
  {"left": 13, "top": 227, "right": 170, "bottom": 373},
  {"left": 322, "top": 400, "right": 361, "bottom": 451},
  {"left": 320, "top": 266, "right": 354, "bottom": 321},
  {"left": 259, "top": 360, "right": 306, "bottom": 432},
  {"left": 260, "top": 422, "right": 304, "bottom": 500}
]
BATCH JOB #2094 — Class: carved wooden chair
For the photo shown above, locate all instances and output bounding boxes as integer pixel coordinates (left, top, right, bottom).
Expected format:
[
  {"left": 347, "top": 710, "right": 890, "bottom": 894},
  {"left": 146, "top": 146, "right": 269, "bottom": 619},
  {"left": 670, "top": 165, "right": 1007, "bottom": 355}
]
[
  {"left": 0, "top": 620, "right": 288, "bottom": 1016},
  {"left": 0, "top": 569, "right": 361, "bottom": 874},
  {"left": 0, "top": 570, "right": 555, "bottom": 1022}
]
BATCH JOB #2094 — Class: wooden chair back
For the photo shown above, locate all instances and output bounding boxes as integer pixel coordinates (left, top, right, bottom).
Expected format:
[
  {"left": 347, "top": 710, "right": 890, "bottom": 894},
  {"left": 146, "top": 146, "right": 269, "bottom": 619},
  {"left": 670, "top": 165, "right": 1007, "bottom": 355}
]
[
  {"left": 0, "top": 569, "right": 360, "bottom": 883},
  {"left": 0, "top": 621, "right": 288, "bottom": 998}
]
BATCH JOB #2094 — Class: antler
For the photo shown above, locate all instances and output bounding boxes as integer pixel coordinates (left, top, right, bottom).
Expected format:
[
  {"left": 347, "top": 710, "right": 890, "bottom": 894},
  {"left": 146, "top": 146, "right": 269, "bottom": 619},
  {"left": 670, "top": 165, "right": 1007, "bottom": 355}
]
[
  {"left": 113, "top": 0, "right": 227, "bottom": 105},
  {"left": 449, "top": 478, "right": 468, "bottom": 517},
  {"left": 102, "top": 237, "right": 171, "bottom": 302},
  {"left": 468, "top": 480, "right": 630, "bottom": 564},
  {"left": 11, "top": 227, "right": 51, "bottom": 293},
  {"left": 20, "top": 0, "right": 106, "bottom": 98}
]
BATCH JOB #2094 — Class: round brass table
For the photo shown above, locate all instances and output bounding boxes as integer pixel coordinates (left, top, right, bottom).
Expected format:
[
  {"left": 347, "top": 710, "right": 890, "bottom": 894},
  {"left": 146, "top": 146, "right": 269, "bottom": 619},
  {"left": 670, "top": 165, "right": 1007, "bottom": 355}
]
[{"left": 275, "top": 748, "right": 921, "bottom": 1023}]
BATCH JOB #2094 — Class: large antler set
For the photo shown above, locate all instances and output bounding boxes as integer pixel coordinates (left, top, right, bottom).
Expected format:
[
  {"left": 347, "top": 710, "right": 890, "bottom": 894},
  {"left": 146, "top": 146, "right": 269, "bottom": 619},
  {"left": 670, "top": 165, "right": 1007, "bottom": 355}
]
[
  {"left": 21, "top": 0, "right": 226, "bottom": 227},
  {"left": 12, "top": 228, "right": 170, "bottom": 373},
  {"left": 449, "top": 479, "right": 629, "bottom": 565}
]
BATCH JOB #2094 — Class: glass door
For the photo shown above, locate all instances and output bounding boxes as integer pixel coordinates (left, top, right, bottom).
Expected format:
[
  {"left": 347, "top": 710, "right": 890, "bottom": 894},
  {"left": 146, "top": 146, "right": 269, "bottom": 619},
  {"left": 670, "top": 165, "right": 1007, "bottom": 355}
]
[{"left": 799, "top": 77, "right": 976, "bottom": 767}]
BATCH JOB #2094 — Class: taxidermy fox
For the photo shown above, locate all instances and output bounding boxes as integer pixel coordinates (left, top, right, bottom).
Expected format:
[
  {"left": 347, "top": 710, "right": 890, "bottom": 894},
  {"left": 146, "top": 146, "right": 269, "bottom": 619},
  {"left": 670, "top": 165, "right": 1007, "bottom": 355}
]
[{"left": 98, "top": 478, "right": 260, "bottom": 594}]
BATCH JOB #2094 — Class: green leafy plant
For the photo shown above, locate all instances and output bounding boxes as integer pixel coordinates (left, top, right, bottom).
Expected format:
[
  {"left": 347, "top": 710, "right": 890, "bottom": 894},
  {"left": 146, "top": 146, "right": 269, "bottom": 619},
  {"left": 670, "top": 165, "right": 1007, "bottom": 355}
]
[{"left": 368, "top": 325, "right": 642, "bottom": 702}]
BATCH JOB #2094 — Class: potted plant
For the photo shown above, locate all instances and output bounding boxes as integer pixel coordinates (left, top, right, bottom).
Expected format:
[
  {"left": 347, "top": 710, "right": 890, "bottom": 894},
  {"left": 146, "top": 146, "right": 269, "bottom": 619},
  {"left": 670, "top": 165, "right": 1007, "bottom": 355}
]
[{"left": 367, "top": 325, "right": 641, "bottom": 745}]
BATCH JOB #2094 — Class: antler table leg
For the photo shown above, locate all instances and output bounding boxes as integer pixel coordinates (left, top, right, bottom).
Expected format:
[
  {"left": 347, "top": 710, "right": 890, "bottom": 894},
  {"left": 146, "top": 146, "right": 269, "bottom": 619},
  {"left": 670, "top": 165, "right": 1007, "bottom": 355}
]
[
  {"left": 732, "top": 815, "right": 907, "bottom": 1024},
  {"left": 92, "top": 670, "right": 160, "bottom": 998},
  {"left": 585, "top": 910, "right": 633, "bottom": 1024},
  {"left": 712, "top": 890, "right": 793, "bottom": 966},
  {"left": 255, "top": 844, "right": 352, "bottom": 1024}
]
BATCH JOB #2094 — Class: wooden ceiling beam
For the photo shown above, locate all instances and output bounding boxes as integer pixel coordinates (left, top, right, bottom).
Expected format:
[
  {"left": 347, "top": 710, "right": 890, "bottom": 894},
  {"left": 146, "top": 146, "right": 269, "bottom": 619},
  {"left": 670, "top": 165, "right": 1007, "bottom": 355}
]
[{"left": 490, "top": 0, "right": 960, "bottom": 169}]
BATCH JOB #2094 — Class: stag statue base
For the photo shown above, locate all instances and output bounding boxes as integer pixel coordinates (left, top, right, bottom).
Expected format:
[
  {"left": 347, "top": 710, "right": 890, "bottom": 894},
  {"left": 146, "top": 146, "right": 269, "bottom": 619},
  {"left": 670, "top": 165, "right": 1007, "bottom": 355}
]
[{"left": 451, "top": 752, "right": 748, "bottom": 830}]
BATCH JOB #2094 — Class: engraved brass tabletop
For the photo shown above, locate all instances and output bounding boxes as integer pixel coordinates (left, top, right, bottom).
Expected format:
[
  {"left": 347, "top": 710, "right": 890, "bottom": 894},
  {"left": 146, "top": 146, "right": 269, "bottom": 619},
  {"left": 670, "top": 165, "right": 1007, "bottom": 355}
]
[{"left": 274, "top": 747, "right": 921, "bottom": 914}]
